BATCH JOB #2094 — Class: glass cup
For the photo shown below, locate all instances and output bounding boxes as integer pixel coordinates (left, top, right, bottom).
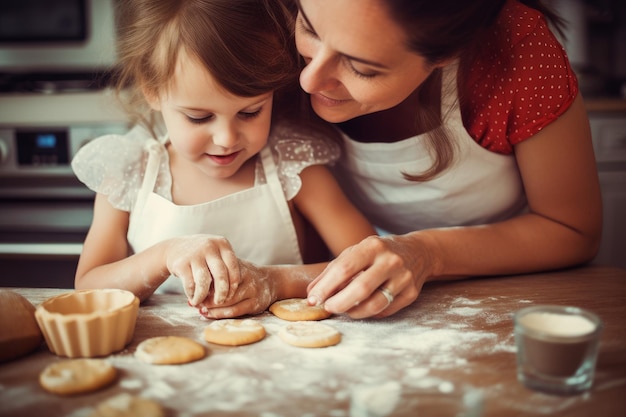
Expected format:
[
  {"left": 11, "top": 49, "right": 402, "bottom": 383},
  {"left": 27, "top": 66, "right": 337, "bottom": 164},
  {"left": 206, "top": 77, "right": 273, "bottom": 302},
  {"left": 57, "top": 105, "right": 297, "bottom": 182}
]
[{"left": 513, "top": 305, "right": 603, "bottom": 395}]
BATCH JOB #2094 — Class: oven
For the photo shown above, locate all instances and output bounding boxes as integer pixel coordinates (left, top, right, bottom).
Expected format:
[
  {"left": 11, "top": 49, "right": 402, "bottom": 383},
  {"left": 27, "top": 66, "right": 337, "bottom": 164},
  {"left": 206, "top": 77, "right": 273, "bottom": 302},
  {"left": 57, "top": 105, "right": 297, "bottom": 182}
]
[
  {"left": 0, "top": 91, "right": 129, "bottom": 288},
  {"left": 0, "top": 0, "right": 125, "bottom": 287}
]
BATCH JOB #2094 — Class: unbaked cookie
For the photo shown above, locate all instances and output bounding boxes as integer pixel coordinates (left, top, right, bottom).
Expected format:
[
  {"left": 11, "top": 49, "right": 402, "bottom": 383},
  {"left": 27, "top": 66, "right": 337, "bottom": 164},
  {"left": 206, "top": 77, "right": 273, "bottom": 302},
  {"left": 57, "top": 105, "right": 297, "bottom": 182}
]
[
  {"left": 278, "top": 321, "right": 341, "bottom": 348},
  {"left": 269, "top": 298, "right": 332, "bottom": 321},
  {"left": 90, "top": 392, "right": 165, "bottom": 417},
  {"left": 39, "top": 359, "right": 117, "bottom": 395},
  {"left": 135, "top": 336, "right": 205, "bottom": 365},
  {"left": 0, "top": 290, "right": 42, "bottom": 362},
  {"left": 203, "top": 319, "right": 266, "bottom": 346}
]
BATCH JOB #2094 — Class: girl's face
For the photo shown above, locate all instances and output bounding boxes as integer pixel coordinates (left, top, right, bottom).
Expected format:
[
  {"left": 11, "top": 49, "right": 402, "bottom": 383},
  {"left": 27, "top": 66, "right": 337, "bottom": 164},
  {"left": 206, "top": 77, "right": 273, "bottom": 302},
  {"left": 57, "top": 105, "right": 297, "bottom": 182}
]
[
  {"left": 296, "top": 0, "right": 440, "bottom": 123},
  {"left": 147, "top": 51, "right": 273, "bottom": 180}
]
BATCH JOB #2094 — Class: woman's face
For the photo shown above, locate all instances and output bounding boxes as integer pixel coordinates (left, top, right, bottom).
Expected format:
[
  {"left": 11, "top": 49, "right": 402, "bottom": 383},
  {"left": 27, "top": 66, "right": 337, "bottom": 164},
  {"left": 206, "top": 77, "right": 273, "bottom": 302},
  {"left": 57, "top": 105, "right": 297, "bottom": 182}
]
[{"left": 296, "top": 0, "right": 438, "bottom": 123}]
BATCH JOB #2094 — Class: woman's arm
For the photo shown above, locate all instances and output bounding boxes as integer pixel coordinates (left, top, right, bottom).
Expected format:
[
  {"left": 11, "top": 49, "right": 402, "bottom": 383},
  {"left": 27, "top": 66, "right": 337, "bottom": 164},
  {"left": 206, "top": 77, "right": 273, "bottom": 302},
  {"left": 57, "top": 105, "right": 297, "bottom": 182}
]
[
  {"left": 306, "top": 93, "right": 602, "bottom": 318},
  {"left": 75, "top": 193, "right": 241, "bottom": 305}
]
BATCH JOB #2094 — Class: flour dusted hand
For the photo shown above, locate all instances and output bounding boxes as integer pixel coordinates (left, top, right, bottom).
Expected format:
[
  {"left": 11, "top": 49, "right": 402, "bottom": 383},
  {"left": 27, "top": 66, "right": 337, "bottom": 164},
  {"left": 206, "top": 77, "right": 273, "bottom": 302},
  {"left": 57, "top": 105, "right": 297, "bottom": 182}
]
[
  {"left": 197, "top": 259, "right": 277, "bottom": 319},
  {"left": 165, "top": 235, "right": 241, "bottom": 306}
]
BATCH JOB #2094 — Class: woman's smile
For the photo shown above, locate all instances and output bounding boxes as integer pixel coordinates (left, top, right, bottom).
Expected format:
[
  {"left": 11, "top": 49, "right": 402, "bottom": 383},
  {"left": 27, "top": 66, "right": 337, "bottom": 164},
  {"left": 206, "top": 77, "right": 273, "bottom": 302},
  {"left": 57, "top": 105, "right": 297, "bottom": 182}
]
[{"left": 311, "top": 92, "right": 351, "bottom": 107}]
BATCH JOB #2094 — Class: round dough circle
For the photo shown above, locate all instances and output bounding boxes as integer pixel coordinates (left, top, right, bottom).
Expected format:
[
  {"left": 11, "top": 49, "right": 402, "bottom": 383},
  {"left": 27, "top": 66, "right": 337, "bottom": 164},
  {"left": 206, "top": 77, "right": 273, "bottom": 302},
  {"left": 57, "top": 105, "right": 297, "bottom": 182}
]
[
  {"left": 269, "top": 298, "right": 332, "bottom": 321},
  {"left": 135, "top": 336, "right": 205, "bottom": 365},
  {"left": 39, "top": 358, "right": 117, "bottom": 395},
  {"left": 203, "top": 319, "right": 266, "bottom": 346},
  {"left": 278, "top": 321, "right": 341, "bottom": 348},
  {"left": 90, "top": 393, "right": 164, "bottom": 417}
]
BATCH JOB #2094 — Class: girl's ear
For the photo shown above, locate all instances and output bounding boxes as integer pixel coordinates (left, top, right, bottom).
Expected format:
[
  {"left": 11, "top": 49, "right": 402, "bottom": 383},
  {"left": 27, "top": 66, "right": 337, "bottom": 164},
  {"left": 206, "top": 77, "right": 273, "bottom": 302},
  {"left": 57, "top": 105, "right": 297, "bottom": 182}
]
[{"left": 142, "top": 86, "right": 161, "bottom": 111}]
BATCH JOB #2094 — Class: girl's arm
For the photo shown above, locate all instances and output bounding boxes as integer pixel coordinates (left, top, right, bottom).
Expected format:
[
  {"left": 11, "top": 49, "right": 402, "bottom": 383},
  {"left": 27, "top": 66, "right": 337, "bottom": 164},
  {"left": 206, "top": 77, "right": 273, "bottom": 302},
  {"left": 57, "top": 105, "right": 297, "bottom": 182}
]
[
  {"left": 75, "top": 193, "right": 240, "bottom": 304},
  {"left": 293, "top": 164, "right": 376, "bottom": 256},
  {"left": 307, "top": 93, "right": 603, "bottom": 318},
  {"left": 196, "top": 164, "right": 376, "bottom": 319}
]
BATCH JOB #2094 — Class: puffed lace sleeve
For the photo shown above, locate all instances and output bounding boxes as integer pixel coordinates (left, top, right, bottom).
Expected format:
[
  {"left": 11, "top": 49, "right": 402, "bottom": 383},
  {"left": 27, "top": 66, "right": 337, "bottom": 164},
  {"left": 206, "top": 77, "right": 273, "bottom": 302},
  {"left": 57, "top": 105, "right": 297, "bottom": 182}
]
[
  {"left": 71, "top": 125, "right": 163, "bottom": 212},
  {"left": 268, "top": 120, "right": 341, "bottom": 200}
]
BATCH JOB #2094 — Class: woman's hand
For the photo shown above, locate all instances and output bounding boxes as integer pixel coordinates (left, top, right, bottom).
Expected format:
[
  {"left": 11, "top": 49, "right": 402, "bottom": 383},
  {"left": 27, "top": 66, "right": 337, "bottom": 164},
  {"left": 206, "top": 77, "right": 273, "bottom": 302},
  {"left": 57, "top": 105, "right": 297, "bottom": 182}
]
[
  {"left": 306, "top": 234, "right": 435, "bottom": 318},
  {"left": 165, "top": 234, "right": 241, "bottom": 307}
]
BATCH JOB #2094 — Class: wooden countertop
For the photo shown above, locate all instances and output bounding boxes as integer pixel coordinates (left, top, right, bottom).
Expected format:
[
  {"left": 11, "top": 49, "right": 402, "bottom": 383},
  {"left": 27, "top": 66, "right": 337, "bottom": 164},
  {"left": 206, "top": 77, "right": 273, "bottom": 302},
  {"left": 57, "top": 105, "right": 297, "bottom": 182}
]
[
  {"left": 1, "top": 265, "right": 625, "bottom": 417},
  {"left": 585, "top": 97, "right": 626, "bottom": 113}
]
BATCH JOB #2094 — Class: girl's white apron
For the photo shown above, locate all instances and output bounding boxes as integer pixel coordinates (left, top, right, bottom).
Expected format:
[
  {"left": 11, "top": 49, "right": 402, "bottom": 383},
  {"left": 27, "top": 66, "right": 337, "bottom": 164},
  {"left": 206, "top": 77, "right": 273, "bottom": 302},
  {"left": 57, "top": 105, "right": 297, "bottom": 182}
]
[
  {"left": 127, "top": 143, "right": 302, "bottom": 294},
  {"left": 333, "top": 63, "right": 527, "bottom": 235}
]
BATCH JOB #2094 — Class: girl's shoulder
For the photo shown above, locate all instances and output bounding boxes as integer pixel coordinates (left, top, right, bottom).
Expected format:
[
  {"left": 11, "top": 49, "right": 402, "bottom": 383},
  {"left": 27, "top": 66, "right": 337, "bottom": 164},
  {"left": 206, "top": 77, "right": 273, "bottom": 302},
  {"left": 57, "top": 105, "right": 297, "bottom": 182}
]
[
  {"left": 461, "top": 0, "right": 578, "bottom": 154},
  {"left": 71, "top": 125, "right": 170, "bottom": 211},
  {"left": 267, "top": 119, "right": 341, "bottom": 200}
]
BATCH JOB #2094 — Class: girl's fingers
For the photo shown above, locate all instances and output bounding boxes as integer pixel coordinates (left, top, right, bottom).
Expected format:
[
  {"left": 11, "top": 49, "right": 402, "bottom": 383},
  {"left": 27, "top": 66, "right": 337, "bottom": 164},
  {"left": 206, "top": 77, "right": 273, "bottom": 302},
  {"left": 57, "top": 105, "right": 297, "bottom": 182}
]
[
  {"left": 205, "top": 258, "right": 228, "bottom": 305},
  {"left": 190, "top": 263, "right": 212, "bottom": 306},
  {"left": 221, "top": 250, "right": 241, "bottom": 301}
]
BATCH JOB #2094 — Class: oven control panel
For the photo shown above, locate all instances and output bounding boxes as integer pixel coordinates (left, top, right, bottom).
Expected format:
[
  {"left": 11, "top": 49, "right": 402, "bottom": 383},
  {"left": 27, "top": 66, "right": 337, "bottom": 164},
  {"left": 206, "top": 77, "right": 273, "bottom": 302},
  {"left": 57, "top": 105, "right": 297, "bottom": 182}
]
[
  {"left": 0, "top": 91, "right": 130, "bottom": 178},
  {"left": 0, "top": 124, "right": 128, "bottom": 176}
]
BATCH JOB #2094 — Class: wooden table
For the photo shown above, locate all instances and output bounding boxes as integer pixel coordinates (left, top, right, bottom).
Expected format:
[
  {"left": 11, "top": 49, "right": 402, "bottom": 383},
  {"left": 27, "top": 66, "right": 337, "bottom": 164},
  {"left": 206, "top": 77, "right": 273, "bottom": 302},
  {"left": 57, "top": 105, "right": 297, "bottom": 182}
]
[{"left": 1, "top": 265, "right": 625, "bottom": 417}]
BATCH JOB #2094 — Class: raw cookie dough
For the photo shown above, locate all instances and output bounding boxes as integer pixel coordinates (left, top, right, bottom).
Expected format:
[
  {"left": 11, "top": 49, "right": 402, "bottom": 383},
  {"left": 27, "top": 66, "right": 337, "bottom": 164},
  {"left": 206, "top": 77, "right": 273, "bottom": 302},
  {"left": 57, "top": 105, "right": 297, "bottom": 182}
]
[
  {"left": 278, "top": 321, "right": 341, "bottom": 348},
  {"left": 135, "top": 336, "right": 206, "bottom": 364},
  {"left": 203, "top": 319, "right": 266, "bottom": 346},
  {"left": 39, "top": 359, "right": 117, "bottom": 395},
  {"left": 90, "top": 392, "right": 165, "bottom": 417},
  {"left": 0, "top": 290, "right": 42, "bottom": 362},
  {"left": 269, "top": 298, "right": 332, "bottom": 321}
]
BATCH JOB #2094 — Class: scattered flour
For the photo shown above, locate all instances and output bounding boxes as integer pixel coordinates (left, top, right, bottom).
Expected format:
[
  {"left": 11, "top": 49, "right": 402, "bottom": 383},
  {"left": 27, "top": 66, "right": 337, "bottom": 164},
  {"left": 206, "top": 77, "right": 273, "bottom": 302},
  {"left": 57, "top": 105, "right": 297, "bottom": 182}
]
[
  {"left": 99, "top": 294, "right": 514, "bottom": 415},
  {"left": 0, "top": 293, "right": 562, "bottom": 416},
  {"left": 449, "top": 307, "right": 483, "bottom": 317}
]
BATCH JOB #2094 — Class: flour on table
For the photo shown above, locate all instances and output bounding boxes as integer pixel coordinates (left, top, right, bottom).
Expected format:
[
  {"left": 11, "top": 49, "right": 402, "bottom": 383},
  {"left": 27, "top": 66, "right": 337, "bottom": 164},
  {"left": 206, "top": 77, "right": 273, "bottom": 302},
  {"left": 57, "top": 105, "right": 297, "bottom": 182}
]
[
  {"left": 449, "top": 306, "right": 483, "bottom": 317},
  {"left": 1, "top": 293, "right": 524, "bottom": 417}
]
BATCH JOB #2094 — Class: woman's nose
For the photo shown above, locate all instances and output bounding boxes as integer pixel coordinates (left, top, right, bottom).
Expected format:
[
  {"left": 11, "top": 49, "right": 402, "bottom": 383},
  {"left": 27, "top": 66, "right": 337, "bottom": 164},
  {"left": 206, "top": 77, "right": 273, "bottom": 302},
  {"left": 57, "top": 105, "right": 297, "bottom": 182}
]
[{"left": 299, "top": 47, "right": 339, "bottom": 93}]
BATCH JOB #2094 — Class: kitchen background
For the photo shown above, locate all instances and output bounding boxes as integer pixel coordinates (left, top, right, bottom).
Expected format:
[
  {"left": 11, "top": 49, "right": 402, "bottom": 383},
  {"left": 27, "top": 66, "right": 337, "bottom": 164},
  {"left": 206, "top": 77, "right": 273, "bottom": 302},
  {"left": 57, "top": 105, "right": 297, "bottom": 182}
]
[{"left": 0, "top": 0, "right": 625, "bottom": 288}]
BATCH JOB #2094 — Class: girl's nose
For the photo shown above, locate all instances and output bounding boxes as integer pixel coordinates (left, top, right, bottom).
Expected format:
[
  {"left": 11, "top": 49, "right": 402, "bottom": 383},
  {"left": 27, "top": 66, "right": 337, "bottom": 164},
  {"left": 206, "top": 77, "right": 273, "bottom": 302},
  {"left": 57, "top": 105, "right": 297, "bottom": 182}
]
[{"left": 212, "top": 121, "right": 238, "bottom": 148}]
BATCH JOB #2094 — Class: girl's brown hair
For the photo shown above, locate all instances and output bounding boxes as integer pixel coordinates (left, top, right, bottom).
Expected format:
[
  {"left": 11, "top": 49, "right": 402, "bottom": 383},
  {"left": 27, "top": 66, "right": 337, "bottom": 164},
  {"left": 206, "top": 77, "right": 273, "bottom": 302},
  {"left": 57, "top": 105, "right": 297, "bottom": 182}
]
[{"left": 113, "top": 0, "right": 301, "bottom": 133}]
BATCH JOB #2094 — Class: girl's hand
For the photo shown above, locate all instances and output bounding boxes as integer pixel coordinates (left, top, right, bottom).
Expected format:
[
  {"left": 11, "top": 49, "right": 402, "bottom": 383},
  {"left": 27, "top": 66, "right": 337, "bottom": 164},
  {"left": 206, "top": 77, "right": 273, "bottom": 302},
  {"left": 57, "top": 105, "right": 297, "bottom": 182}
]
[
  {"left": 306, "top": 234, "right": 433, "bottom": 318},
  {"left": 196, "top": 259, "right": 277, "bottom": 318},
  {"left": 165, "top": 235, "right": 241, "bottom": 307}
]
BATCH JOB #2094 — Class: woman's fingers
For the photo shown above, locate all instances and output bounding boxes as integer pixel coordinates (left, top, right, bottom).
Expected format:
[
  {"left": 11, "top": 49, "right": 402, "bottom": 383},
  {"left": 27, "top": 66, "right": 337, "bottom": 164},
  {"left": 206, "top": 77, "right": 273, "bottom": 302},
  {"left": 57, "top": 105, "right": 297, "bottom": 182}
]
[
  {"left": 308, "top": 235, "right": 423, "bottom": 318},
  {"left": 307, "top": 242, "right": 374, "bottom": 308},
  {"left": 308, "top": 236, "right": 397, "bottom": 312}
]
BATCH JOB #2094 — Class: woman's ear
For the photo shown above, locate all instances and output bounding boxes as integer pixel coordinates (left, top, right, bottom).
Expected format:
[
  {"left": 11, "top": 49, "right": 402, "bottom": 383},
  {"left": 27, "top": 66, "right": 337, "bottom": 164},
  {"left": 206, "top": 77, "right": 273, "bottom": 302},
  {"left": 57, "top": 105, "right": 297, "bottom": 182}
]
[
  {"left": 142, "top": 86, "right": 161, "bottom": 111},
  {"left": 434, "top": 57, "right": 456, "bottom": 69}
]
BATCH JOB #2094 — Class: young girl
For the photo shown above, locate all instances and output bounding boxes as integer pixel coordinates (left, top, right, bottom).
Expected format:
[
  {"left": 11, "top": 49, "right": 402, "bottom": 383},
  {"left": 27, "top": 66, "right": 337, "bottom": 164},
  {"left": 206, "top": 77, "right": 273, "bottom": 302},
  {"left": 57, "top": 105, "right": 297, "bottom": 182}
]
[{"left": 71, "top": 0, "right": 374, "bottom": 307}]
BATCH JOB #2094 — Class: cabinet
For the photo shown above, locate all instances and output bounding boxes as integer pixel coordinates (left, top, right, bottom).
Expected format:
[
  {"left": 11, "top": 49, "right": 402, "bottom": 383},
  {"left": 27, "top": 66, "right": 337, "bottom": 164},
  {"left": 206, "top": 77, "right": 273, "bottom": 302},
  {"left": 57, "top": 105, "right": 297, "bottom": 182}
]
[{"left": 589, "top": 113, "right": 626, "bottom": 269}]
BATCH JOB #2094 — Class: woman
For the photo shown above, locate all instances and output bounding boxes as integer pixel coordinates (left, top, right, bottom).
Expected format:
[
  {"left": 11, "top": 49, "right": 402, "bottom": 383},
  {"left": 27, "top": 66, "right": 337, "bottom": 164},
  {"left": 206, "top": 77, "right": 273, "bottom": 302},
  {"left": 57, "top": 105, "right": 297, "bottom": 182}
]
[{"left": 198, "top": 0, "right": 602, "bottom": 320}]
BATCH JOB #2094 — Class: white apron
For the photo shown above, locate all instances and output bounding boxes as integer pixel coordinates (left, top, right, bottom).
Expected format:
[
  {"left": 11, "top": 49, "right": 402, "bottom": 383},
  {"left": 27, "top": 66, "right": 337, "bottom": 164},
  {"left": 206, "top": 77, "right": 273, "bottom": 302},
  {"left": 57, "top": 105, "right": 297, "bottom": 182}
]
[
  {"left": 127, "top": 141, "right": 302, "bottom": 294},
  {"left": 333, "top": 63, "right": 527, "bottom": 235}
]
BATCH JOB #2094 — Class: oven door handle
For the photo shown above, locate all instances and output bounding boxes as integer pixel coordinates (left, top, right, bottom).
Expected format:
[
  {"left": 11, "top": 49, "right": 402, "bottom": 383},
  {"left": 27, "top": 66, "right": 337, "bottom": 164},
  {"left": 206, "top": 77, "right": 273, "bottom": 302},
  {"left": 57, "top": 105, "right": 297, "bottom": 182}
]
[{"left": 0, "top": 243, "right": 83, "bottom": 257}]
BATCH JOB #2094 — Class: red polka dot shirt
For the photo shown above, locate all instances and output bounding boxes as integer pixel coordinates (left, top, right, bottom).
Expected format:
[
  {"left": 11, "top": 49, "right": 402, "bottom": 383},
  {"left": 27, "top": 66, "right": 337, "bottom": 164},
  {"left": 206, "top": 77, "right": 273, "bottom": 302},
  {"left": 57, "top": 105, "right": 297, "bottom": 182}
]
[{"left": 460, "top": 0, "right": 579, "bottom": 154}]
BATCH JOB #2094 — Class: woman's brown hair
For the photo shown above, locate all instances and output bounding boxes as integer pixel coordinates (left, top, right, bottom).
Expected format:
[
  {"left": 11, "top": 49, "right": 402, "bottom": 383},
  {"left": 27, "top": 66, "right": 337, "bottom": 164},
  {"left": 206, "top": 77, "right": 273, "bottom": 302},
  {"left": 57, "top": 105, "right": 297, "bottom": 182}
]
[
  {"left": 288, "top": 0, "right": 564, "bottom": 181},
  {"left": 381, "top": 0, "right": 564, "bottom": 181}
]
